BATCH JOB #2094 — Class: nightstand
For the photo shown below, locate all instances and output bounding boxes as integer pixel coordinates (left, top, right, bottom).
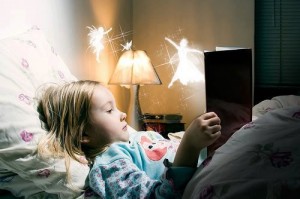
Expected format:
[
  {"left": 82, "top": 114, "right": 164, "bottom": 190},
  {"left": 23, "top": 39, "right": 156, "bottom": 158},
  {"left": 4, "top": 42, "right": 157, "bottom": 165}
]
[
  {"left": 143, "top": 121, "right": 185, "bottom": 139},
  {"left": 141, "top": 113, "right": 185, "bottom": 138}
]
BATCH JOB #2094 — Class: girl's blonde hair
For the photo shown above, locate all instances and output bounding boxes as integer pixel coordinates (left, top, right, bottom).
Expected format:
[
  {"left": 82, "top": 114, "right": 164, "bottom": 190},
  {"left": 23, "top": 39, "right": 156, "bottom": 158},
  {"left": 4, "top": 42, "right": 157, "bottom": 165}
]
[{"left": 37, "top": 80, "right": 102, "bottom": 183}]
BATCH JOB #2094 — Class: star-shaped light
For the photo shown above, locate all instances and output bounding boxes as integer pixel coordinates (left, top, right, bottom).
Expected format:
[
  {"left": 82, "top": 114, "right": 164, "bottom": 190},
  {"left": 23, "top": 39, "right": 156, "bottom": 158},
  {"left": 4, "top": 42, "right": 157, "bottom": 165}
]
[{"left": 121, "top": 40, "right": 132, "bottom": 51}]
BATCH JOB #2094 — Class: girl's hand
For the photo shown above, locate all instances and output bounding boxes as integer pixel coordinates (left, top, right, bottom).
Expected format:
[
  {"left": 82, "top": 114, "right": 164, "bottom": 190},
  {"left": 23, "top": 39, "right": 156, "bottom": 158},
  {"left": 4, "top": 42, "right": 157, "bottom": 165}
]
[
  {"left": 184, "top": 112, "right": 221, "bottom": 151},
  {"left": 173, "top": 112, "right": 221, "bottom": 168}
]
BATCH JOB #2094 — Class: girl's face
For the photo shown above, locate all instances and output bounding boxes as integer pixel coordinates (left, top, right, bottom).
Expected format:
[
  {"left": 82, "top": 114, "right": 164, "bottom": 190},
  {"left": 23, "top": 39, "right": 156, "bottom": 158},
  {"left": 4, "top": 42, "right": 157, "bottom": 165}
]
[{"left": 84, "top": 85, "right": 129, "bottom": 149}]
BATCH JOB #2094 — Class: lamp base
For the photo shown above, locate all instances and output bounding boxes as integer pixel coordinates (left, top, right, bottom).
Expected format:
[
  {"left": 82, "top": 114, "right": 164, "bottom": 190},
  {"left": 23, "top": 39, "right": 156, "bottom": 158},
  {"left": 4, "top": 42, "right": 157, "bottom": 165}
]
[{"left": 127, "top": 85, "right": 143, "bottom": 130}]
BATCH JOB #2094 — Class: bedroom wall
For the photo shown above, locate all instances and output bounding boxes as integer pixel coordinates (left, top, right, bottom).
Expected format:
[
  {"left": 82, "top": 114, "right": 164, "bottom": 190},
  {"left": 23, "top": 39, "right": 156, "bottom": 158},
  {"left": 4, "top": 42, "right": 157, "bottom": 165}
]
[
  {"left": 0, "top": 0, "right": 132, "bottom": 113},
  {"left": 1, "top": 0, "right": 254, "bottom": 128},
  {"left": 132, "top": 0, "right": 254, "bottom": 127}
]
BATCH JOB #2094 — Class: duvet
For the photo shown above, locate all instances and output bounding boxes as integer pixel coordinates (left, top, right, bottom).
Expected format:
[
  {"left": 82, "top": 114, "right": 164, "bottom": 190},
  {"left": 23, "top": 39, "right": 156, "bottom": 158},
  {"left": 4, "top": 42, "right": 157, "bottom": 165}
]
[{"left": 183, "top": 106, "right": 300, "bottom": 199}]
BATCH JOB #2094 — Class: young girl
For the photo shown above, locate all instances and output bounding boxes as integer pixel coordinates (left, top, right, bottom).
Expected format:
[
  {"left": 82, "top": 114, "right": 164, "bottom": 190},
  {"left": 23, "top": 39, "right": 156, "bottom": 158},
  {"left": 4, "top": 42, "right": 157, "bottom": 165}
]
[{"left": 37, "top": 80, "right": 221, "bottom": 198}]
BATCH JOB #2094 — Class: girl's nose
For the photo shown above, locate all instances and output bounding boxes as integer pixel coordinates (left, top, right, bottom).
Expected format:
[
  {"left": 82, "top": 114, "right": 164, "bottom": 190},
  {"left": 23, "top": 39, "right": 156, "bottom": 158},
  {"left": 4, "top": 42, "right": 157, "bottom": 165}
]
[{"left": 120, "top": 112, "right": 127, "bottom": 121}]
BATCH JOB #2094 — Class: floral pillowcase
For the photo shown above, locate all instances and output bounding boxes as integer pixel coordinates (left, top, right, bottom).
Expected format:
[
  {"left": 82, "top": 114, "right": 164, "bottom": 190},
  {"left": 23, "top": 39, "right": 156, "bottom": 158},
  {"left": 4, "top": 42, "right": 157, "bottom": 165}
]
[{"left": 0, "top": 26, "right": 88, "bottom": 198}]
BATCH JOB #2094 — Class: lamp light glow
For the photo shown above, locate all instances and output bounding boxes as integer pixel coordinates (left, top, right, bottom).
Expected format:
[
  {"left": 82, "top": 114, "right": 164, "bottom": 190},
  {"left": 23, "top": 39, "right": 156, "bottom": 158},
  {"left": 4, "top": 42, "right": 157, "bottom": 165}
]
[
  {"left": 109, "top": 50, "right": 161, "bottom": 85},
  {"left": 109, "top": 50, "right": 161, "bottom": 130}
]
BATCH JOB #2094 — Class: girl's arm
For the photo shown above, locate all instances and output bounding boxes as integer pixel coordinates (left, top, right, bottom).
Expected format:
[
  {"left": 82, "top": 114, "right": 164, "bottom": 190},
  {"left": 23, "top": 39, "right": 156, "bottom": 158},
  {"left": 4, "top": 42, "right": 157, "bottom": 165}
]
[
  {"left": 173, "top": 112, "right": 221, "bottom": 168},
  {"left": 89, "top": 157, "right": 180, "bottom": 198}
]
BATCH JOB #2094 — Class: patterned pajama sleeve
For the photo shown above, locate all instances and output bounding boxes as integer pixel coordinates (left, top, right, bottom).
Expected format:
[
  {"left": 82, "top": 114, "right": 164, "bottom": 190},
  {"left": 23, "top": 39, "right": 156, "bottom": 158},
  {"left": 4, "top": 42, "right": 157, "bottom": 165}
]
[{"left": 88, "top": 158, "right": 179, "bottom": 199}]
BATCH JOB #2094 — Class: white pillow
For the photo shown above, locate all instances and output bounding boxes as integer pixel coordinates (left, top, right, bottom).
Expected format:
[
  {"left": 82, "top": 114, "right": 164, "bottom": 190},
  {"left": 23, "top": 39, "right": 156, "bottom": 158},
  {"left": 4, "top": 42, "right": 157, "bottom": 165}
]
[
  {"left": 0, "top": 26, "right": 89, "bottom": 198},
  {"left": 252, "top": 95, "right": 300, "bottom": 119},
  {"left": 272, "top": 95, "right": 300, "bottom": 108}
]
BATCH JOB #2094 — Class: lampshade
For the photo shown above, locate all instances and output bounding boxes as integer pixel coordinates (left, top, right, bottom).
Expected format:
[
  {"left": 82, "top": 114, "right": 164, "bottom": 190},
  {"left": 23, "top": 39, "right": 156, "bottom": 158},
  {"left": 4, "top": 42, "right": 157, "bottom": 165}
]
[
  {"left": 109, "top": 50, "right": 161, "bottom": 85},
  {"left": 108, "top": 50, "right": 161, "bottom": 130}
]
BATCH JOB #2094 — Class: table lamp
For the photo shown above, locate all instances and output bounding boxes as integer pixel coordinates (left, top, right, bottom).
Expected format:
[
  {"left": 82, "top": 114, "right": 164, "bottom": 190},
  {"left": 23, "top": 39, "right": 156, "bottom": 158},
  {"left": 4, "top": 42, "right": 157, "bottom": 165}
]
[{"left": 109, "top": 50, "right": 161, "bottom": 130}]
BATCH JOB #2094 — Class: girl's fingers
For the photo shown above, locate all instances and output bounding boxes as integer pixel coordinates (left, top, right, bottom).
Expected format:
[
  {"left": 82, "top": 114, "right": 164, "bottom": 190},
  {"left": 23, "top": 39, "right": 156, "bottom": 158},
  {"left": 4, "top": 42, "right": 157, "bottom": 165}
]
[
  {"left": 203, "top": 112, "right": 221, "bottom": 124},
  {"left": 201, "top": 112, "right": 217, "bottom": 119},
  {"left": 211, "top": 130, "right": 221, "bottom": 137},
  {"left": 209, "top": 117, "right": 221, "bottom": 126},
  {"left": 209, "top": 125, "right": 221, "bottom": 133},
  {"left": 204, "top": 114, "right": 221, "bottom": 126}
]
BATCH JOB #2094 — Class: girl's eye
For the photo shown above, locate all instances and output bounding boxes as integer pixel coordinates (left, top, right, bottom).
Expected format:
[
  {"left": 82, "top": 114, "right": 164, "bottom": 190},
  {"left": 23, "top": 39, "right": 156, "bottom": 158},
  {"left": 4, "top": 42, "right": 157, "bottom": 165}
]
[{"left": 107, "top": 109, "right": 113, "bottom": 113}]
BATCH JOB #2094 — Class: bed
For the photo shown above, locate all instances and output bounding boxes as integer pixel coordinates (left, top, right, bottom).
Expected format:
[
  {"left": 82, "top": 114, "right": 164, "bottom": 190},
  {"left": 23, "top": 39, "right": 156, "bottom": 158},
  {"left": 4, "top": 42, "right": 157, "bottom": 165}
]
[
  {"left": 0, "top": 26, "right": 89, "bottom": 199},
  {"left": 183, "top": 96, "right": 300, "bottom": 198},
  {"left": 0, "top": 26, "right": 300, "bottom": 198}
]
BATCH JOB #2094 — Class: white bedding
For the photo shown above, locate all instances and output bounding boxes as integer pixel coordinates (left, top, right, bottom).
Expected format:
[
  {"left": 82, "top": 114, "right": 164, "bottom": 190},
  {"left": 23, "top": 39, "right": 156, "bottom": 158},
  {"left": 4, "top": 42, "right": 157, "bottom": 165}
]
[
  {"left": 0, "top": 26, "right": 89, "bottom": 198},
  {"left": 183, "top": 105, "right": 300, "bottom": 198},
  {"left": 252, "top": 95, "right": 300, "bottom": 119}
]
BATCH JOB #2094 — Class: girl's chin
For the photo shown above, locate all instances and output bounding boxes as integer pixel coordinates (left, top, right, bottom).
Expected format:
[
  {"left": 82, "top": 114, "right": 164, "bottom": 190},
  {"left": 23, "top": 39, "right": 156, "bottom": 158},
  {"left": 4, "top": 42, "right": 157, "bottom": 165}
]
[
  {"left": 124, "top": 131, "right": 130, "bottom": 141},
  {"left": 120, "top": 131, "right": 129, "bottom": 142}
]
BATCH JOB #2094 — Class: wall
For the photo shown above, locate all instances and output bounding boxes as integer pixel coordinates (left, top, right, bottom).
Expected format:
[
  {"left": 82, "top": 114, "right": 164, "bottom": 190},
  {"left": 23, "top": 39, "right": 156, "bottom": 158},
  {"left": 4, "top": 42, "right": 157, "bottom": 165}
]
[
  {"left": 86, "top": 0, "right": 132, "bottom": 113},
  {"left": 132, "top": 0, "right": 254, "bottom": 127},
  {"left": 0, "top": 0, "right": 132, "bottom": 113},
  {"left": 1, "top": 0, "right": 254, "bottom": 129}
]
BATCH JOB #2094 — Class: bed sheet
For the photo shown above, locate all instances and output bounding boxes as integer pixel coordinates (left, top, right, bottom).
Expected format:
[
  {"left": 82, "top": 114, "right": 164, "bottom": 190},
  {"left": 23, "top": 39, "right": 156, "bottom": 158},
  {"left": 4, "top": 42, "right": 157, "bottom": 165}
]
[
  {"left": 0, "top": 26, "right": 89, "bottom": 198},
  {"left": 183, "top": 106, "right": 300, "bottom": 198}
]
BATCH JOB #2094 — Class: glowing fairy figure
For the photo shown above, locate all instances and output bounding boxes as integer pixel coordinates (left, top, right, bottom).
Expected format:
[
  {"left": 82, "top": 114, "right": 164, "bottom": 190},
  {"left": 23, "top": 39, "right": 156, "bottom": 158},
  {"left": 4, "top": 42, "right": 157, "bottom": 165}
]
[
  {"left": 165, "top": 37, "right": 204, "bottom": 88},
  {"left": 87, "top": 26, "right": 112, "bottom": 62}
]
